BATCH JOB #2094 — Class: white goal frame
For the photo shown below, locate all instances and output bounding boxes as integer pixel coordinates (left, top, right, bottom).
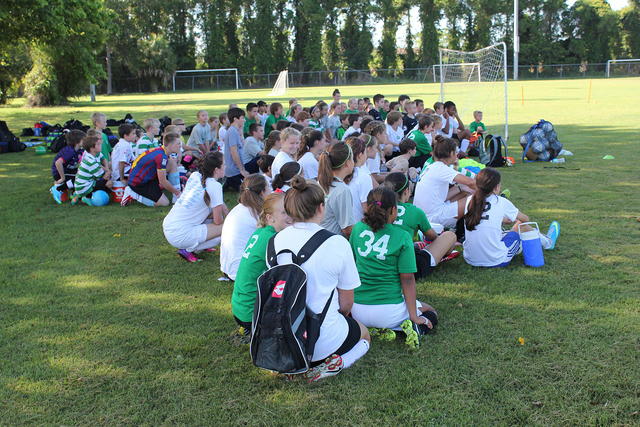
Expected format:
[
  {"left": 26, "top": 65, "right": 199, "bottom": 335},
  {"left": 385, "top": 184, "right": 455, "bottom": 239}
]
[
  {"left": 269, "top": 70, "right": 289, "bottom": 96},
  {"left": 433, "top": 63, "right": 482, "bottom": 82},
  {"left": 172, "top": 68, "right": 239, "bottom": 91},
  {"left": 438, "top": 42, "right": 509, "bottom": 140},
  {"left": 606, "top": 59, "right": 640, "bottom": 78}
]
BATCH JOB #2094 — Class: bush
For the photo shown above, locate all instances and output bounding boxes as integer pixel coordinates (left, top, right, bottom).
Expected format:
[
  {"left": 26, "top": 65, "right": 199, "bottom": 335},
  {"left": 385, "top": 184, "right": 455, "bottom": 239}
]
[{"left": 24, "top": 47, "right": 62, "bottom": 106}]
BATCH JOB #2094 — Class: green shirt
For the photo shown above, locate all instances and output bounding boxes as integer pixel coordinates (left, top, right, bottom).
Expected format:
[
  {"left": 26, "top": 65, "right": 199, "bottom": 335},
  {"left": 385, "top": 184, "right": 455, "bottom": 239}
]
[
  {"left": 344, "top": 109, "right": 359, "bottom": 114},
  {"left": 134, "top": 135, "right": 159, "bottom": 157},
  {"left": 350, "top": 222, "right": 416, "bottom": 305},
  {"left": 469, "top": 121, "right": 485, "bottom": 133},
  {"left": 335, "top": 126, "right": 347, "bottom": 140},
  {"left": 264, "top": 114, "right": 284, "bottom": 138},
  {"left": 243, "top": 118, "right": 256, "bottom": 137},
  {"left": 393, "top": 202, "right": 431, "bottom": 238},
  {"left": 100, "top": 132, "right": 112, "bottom": 161},
  {"left": 378, "top": 108, "right": 388, "bottom": 121},
  {"left": 407, "top": 129, "right": 431, "bottom": 156},
  {"left": 231, "top": 226, "right": 276, "bottom": 323}
]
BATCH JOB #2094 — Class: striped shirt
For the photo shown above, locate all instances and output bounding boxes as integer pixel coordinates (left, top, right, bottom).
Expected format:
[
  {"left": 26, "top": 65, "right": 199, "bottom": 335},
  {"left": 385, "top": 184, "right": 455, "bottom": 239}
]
[
  {"left": 129, "top": 147, "right": 168, "bottom": 187},
  {"left": 133, "top": 135, "right": 159, "bottom": 158},
  {"left": 74, "top": 152, "right": 104, "bottom": 197}
]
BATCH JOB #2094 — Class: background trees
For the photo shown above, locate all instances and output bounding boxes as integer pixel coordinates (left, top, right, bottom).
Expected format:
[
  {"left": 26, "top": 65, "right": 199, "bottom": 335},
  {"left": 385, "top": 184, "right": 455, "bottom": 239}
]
[{"left": 1, "top": 0, "right": 638, "bottom": 104}]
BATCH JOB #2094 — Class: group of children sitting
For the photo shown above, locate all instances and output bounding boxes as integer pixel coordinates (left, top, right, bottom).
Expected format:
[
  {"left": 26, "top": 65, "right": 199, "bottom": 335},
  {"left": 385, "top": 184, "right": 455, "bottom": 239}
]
[{"left": 47, "top": 91, "right": 561, "bottom": 382}]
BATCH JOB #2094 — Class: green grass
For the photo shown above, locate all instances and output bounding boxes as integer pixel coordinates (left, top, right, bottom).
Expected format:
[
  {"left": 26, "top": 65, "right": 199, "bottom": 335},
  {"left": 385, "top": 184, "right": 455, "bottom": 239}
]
[{"left": 1, "top": 78, "right": 639, "bottom": 425}]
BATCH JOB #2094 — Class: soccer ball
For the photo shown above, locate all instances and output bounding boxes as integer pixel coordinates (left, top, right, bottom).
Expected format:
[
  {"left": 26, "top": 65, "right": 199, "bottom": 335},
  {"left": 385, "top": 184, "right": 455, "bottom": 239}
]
[
  {"left": 541, "top": 121, "right": 554, "bottom": 133},
  {"left": 537, "top": 150, "right": 551, "bottom": 161},
  {"left": 91, "top": 190, "right": 110, "bottom": 206},
  {"left": 531, "top": 139, "right": 546, "bottom": 153},
  {"left": 532, "top": 128, "right": 545, "bottom": 139},
  {"left": 519, "top": 134, "right": 529, "bottom": 148}
]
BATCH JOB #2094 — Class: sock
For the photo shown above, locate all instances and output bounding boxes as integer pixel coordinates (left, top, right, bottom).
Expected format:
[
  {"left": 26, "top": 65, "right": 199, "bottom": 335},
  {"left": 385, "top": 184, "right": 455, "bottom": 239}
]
[
  {"left": 66, "top": 179, "right": 74, "bottom": 189},
  {"left": 168, "top": 172, "right": 180, "bottom": 203},
  {"left": 340, "top": 339, "right": 370, "bottom": 369},
  {"left": 192, "top": 236, "right": 221, "bottom": 252},
  {"left": 460, "top": 139, "right": 470, "bottom": 152},
  {"left": 128, "top": 187, "right": 155, "bottom": 207}
]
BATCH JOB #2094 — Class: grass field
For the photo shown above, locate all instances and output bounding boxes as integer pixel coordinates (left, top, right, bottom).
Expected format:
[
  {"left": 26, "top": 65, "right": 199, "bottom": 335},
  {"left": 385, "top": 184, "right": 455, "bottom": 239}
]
[{"left": 1, "top": 78, "right": 639, "bottom": 425}]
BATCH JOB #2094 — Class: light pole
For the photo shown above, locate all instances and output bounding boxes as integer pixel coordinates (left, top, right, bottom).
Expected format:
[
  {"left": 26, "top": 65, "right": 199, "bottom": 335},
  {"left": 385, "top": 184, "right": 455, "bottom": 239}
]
[{"left": 514, "top": 0, "right": 519, "bottom": 80}]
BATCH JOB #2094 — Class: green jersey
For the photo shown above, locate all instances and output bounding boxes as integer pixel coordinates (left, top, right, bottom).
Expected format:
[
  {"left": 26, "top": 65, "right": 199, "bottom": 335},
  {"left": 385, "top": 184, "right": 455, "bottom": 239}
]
[
  {"left": 469, "top": 121, "right": 485, "bottom": 133},
  {"left": 264, "top": 114, "right": 284, "bottom": 138},
  {"left": 344, "top": 109, "right": 359, "bottom": 114},
  {"left": 243, "top": 118, "right": 257, "bottom": 137},
  {"left": 231, "top": 226, "right": 276, "bottom": 323},
  {"left": 74, "top": 152, "right": 104, "bottom": 197},
  {"left": 350, "top": 222, "right": 416, "bottom": 305},
  {"left": 309, "top": 119, "right": 323, "bottom": 131},
  {"left": 134, "top": 135, "right": 159, "bottom": 157},
  {"left": 393, "top": 202, "right": 431, "bottom": 238},
  {"left": 100, "top": 132, "right": 112, "bottom": 161},
  {"left": 407, "top": 129, "right": 431, "bottom": 156},
  {"left": 335, "top": 126, "right": 347, "bottom": 140},
  {"left": 378, "top": 108, "right": 388, "bottom": 121}
]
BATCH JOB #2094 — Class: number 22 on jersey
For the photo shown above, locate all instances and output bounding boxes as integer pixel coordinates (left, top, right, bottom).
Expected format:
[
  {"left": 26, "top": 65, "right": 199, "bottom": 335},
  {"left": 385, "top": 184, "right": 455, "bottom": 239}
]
[{"left": 357, "top": 230, "right": 390, "bottom": 260}]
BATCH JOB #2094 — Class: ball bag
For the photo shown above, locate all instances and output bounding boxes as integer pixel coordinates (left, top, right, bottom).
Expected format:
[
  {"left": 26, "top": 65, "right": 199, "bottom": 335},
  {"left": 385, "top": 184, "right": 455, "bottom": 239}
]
[{"left": 91, "top": 190, "right": 110, "bottom": 206}]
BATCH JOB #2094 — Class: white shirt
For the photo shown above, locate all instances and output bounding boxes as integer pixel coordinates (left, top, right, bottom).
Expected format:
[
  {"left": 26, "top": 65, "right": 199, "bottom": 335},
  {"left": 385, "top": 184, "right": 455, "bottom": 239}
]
[
  {"left": 258, "top": 113, "right": 268, "bottom": 127},
  {"left": 272, "top": 151, "right": 295, "bottom": 178},
  {"left": 218, "top": 126, "right": 228, "bottom": 154},
  {"left": 298, "top": 151, "right": 319, "bottom": 180},
  {"left": 342, "top": 126, "right": 359, "bottom": 141},
  {"left": 366, "top": 152, "right": 381, "bottom": 174},
  {"left": 386, "top": 123, "right": 404, "bottom": 150},
  {"left": 414, "top": 161, "right": 460, "bottom": 221},
  {"left": 348, "top": 165, "right": 373, "bottom": 222},
  {"left": 220, "top": 204, "right": 258, "bottom": 280},
  {"left": 111, "top": 139, "right": 134, "bottom": 182},
  {"left": 463, "top": 195, "right": 519, "bottom": 267},
  {"left": 163, "top": 172, "right": 224, "bottom": 231},
  {"left": 436, "top": 114, "right": 448, "bottom": 136},
  {"left": 273, "top": 222, "right": 361, "bottom": 361},
  {"left": 442, "top": 115, "right": 458, "bottom": 138}
]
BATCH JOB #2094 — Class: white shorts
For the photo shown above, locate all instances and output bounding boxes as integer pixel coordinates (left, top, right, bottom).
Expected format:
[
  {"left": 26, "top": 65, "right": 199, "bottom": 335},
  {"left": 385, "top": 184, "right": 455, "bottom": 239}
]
[
  {"left": 429, "top": 201, "right": 459, "bottom": 229},
  {"left": 351, "top": 300, "right": 423, "bottom": 330},
  {"left": 164, "top": 224, "right": 208, "bottom": 252}
]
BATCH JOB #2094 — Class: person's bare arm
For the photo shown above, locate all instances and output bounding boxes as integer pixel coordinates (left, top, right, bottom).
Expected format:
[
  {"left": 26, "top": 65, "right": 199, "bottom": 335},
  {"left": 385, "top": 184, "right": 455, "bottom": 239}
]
[
  {"left": 119, "top": 161, "right": 127, "bottom": 184},
  {"left": 157, "top": 169, "right": 180, "bottom": 196},
  {"left": 400, "top": 273, "right": 428, "bottom": 326},
  {"left": 229, "top": 145, "right": 248, "bottom": 177},
  {"left": 337, "top": 288, "right": 354, "bottom": 315},
  {"left": 54, "top": 158, "right": 66, "bottom": 184},
  {"left": 212, "top": 204, "right": 226, "bottom": 225},
  {"left": 453, "top": 174, "right": 476, "bottom": 190}
]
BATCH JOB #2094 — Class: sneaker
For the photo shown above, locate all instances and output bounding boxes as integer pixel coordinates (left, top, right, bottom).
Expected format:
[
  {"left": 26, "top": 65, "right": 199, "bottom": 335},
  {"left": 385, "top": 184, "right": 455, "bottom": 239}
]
[
  {"left": 203, "top": 248, "right": 217, "bottom": 253},
  {"left": 400, "top": 319, "right": 421, "bottom": 350},
  {"left": 500, "top": 188, "right": 511, "bottom": 199},
  {"left": 378, "top": 328, "right": 396, "bottom": 341},
  {"left": 441, "top": 249, "right": 461, "bottom": 263},
  {"left": 121, "top": 186, "right": 133, "bottom": 207},
  {"left": 546, "top": 221, "right": 560, "bottom": 250},
  {"left": 559, "top": 149, "right": 573, "bottom": 156},
  {"left": 81, "top": 196, "right": 94, "bottom": 206},
  {"left": 305, "top": 354, "right": 343, "bottom": 383},
  {"left": 50, "top": 185, "right": 63, "bottom": 204},
  {"left": 177, "top": 249, "right": 201, "bottom": 263},
  {"left": 414, "top": 241, "right": 427, "bottom": 251}
]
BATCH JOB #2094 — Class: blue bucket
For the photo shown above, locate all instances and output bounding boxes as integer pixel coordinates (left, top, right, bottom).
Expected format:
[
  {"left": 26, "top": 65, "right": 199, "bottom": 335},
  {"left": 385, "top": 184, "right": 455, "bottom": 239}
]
[{"left": 519, "top": 222, "right": 545, "bottom": 267}]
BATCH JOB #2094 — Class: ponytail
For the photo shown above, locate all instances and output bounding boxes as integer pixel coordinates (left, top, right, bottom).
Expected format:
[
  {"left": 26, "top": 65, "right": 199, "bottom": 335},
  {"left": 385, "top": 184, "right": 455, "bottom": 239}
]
[
  {"left": 363, "top": 187, "right": 397, "bottom": 232},
  {"left": 317, "top": 142, "right": 353, "bottom": 193},
  {"left": 199, "top": 151, "right": 224, "bottom": 206},
  {"left": 272, "top": 161, "right": 302, "bottom": 191},
  {"left": 464, "top": 168, "right": 501, "bottom": 231},
  {"left": 298, "top": 129, "right": 323, "bottom": 158},
  {"left": 239, "top": 174, "right": 268, "bottom": 219}
]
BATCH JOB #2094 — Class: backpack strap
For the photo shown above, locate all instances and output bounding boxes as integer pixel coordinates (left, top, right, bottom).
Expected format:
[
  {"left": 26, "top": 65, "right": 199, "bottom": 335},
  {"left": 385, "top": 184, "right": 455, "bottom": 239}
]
[
  {"left": 294, "top": 229, "right": 335, "bottom": 265},
  {"left": 266, "top": 235, "right": 279, "bottom": 268}
]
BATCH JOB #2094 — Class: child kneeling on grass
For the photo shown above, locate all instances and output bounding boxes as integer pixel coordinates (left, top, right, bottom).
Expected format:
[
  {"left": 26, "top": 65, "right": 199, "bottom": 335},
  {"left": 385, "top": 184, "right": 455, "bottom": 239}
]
[
  {"left": 349, "top": 187, "right": 437, "bottom": 349},
  {"left": 163, "top": 152, "right": 229, "bottom": 263},
  {"left": 72, "top": 134, "right": 112, "bottom": 206},
  {"left": 231, "top": 192, "right": 293, "bottom": 334},
  {"left": 50, "top": 129, "right": 85, "bottom": 204},
  {"left": 121, "top": 133, "right": 182, "bottom": 207},
  {"left": 463, "top": 168, "right": 560, "bottom": 267}
]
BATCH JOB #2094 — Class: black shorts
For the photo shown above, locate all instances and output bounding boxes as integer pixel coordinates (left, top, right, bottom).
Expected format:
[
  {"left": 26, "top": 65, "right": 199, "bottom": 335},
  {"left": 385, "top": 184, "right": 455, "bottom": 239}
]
[
  {"left": 131, "top": 179, "right": 163, "bottom": 202},
  {"left": 408, "top": 154, "right": 430, "bottom": 169},
  {"left": 311, "top": 315, "right": 361, "bottom": 366},
  {"left": 234, "top": 316, "right": 251, "bottom": 332},
  {"left": 414, "top": 247, "right": 435, "bottom": 279},
  {"left": 223, "top": 174, "right": 243, "bottom": 192}
]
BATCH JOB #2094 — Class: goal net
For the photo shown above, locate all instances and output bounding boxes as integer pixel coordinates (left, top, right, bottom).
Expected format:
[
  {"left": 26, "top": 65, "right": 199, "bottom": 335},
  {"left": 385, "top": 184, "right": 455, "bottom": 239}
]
[
  {"left": 438, "top": 43, "right": 508, "bottom": 140},
  {"left": 269, "top": 70, "right": 289, "bottom": 96},
  {"left": 172, "top": 68, "right": 239, "bottom": 91},
  {"left": 606, "top": 59, "right": 640, "bottom": 78}
]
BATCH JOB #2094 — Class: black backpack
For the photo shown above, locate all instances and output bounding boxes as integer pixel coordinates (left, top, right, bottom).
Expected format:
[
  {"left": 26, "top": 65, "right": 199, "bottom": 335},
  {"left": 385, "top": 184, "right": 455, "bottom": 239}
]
[
  {"left": 49, "top": 132, "right": 68, "bottom": 153},
  {"left": 251, "top": 229, "right": 334, "bottom": 375},
  {"left": 483, "top": 134, "right": 508, "bottom": 167},
  {"left": 0, "top": 121, "right": 24, "bottom": 152}
]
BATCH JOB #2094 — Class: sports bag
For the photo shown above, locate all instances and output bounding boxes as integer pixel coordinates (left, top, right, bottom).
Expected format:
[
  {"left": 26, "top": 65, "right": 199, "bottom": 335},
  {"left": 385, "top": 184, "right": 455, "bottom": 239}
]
[
  {"left": 482, "top": 134, "right": 508, "bottom": 167},
  {"left": 0, "top": 121, "right": 24, "bottom": 152},
  {"left": 520, "top": 120, "right": 563, "bottom": 162},
  {"left": 49, "top": 132, "right": 68, "bottom": 153},
  {"left": 250, "top": 229, "right": 334, "bottom": 375}
]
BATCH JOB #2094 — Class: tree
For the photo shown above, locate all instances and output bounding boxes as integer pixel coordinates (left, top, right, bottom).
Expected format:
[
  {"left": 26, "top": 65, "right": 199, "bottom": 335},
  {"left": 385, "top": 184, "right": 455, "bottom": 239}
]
[
  {"left": 342, "top": 2, "right": 374, "bottom": 71},
  {"left": 562, "top": 0, "right": 620, "bottom": 63},
  {"left": 418, "top": 0, "right": 440, "bottom": 65},
  {"left": 376, "top": 0, "right": 405, "bottom": 70},
  {"left": 136, "top": 34, "right": 177, "bottom": 92},
  {"left": 620, "top": 1, "right": 640, "bottom": 57}
]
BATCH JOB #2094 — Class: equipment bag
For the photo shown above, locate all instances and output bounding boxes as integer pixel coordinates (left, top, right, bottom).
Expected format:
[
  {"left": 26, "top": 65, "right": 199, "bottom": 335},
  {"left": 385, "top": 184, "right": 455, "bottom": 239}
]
[
  {"left": 0, "top": 121, "right": 24, "bottom": 152},
  {"left": 251, "top": 229, "right": 334, "bottom": 375},
  {"left": 520, "top": 119, "right": 562, "bottom": 162},
  {"left": 483, "top": 134, "right": 508, "bottom": 167},
  {"left": 49, "top": 132, "right": 68, "bottom": 153}
]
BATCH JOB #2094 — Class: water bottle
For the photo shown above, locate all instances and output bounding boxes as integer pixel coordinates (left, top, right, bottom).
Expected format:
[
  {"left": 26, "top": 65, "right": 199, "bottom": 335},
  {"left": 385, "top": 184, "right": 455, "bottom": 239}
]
[
  {"left": 518, "top": 222, "right": 545, "bottom": 267},
  {"left": 550, "top": 158, "right": 565, "bottom": 163}
]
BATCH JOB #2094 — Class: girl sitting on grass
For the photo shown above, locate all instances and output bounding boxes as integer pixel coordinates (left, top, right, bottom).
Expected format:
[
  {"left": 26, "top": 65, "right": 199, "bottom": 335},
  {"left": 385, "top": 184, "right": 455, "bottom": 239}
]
[
  {"left": 271, "top": 161, "right": 302, "bottom": 193},
  {"left": 463, "top": 167, "right": 560, "bottom": 267},
  {"left": 162, "top": 152, "right": 228, "bottom": 263},
  {"left": 349, "top": 187, "right": 437, "bottom": 349},
  {"left": 318, "top": 142, "right": 356, "bottom": 237}
]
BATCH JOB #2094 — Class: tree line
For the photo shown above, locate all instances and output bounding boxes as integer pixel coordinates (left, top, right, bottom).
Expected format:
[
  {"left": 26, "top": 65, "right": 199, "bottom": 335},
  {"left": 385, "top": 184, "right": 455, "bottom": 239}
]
[{"left": 1, "top": 0, "right": 639, "bottom": 105}]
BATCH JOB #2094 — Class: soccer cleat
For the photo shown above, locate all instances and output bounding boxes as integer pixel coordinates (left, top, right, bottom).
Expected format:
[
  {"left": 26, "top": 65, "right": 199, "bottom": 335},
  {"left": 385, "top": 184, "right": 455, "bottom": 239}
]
[
  {"left": 414, "top": 241, "right": 427, "bottom": 251},
  {"left": 71, "top": 196, "right": 79, "bottom": 205},
  {"left": 50, "top": 185, "right": 63, "bottom": 204},
  {"left": 177, "top": 249, "right": 201, "bottom": 263},
  {"left": 305, "top": 354, "right": 343, "bottom": 383},
  {"left": 441, "top": 249, "right": 461, "bottom": 263},
  {"left": 559, "top": 149, "right": 573, "bottom": 156},
  {"left": 546, "top": 221, "right": 560, "bottom": 250},
  {"left": 400, "top": 319, "right": 420, "bottom": 350},
  {"left": 500, "top": 188, "right": 511, "bottom": 199},
  {"left": 121, "top": 186, "right": 133, "bottom": 207},
  {"left": 203, "top": 248, "right": 217, "bottom": 253},
  {"left": 378, "top": 328, "right": 396, "bottom": 341},
  {"left": 81, "top": 196, "right": 93, "bottom": 206}
]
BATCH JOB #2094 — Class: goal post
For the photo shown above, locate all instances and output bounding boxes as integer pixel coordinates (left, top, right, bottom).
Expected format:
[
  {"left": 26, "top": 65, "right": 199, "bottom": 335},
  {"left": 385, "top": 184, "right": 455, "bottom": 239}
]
[
  {"left": 606, "top": 59, "right": 640, "bottom": 78},
  {"left": 438, "top": 42, "right": 509, "bottom": 140},
  {"left": 269, "top": 70, "right": 289, "bottom": 96},
  {"left": 172, "top": 68, "right": 240, "bottom": 91}
]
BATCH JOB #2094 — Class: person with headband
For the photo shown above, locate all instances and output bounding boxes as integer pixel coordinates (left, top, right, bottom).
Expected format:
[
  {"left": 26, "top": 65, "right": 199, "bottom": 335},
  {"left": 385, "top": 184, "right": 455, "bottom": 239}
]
[
  {"left": 317, "top": 142, "right": 356, "bottom": 237},
  {"left": 349, "top": 186, "right": 438, "bottom": 349},
  {"left": 271, "top": 161, "right": 302, "bottom": 193},
  {"left": 297, "top": 129, "right": 327, "bottom": 180},
  {"left": 346, "top": 137, "right": 374, "bottom": 222}
]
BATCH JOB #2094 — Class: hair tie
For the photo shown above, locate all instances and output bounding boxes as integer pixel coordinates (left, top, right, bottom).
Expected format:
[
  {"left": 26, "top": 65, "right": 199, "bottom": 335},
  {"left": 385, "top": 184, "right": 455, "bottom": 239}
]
[
  {"left": 274, "top": 188, "right": 284, "bottom": 194},
  {"left": 374, "top": 201, "right": 382, "bottom": 207}
]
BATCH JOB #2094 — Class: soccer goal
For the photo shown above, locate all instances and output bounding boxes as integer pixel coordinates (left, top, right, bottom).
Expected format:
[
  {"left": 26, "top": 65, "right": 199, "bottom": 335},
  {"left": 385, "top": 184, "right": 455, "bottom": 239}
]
[
  {"left": 606, "top": 59, "right": 640, "bottom": 78},
  {"left": 438, "top": 42, "right": 508, "bottom": 140},
  {"left": 269, "top": 70, "right": 289, "bottom": 96},
  {"left": 172, "top": 68, "right": 240, "bottom": 91}
]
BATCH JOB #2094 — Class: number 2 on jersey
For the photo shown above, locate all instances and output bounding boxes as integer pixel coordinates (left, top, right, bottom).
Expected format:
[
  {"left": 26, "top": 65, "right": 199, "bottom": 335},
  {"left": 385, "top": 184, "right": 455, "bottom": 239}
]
[
  {"left": 393, "top": 205, "right": 406, "bottom": 226},
  {"left": 357, "top": 230, "right": 390, "bottom": 260},
  {"left": 242, "top": 235, "right": 259, "bottom": 259}
]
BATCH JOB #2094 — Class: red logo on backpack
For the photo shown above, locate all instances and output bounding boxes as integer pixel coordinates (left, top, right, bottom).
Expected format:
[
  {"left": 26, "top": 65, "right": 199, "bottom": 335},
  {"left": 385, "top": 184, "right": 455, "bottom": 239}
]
[{"left": 272, "top": 281, "right": 286, "bottom": 298}]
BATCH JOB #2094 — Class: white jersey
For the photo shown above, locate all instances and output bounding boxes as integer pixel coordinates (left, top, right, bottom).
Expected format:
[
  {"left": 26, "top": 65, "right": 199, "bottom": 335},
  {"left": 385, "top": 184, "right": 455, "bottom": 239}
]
[
  {"left": 386, "top": 123, "right": 404, "bottom": 150},
  {"left": 220, "top": 204, "right": 258, "bottom": 280},
  {"left": 414, "top": 161, "right": 460, "bottom": 222},
  {"left": 111, "top": 139, "right": 134, "bottom": 181},
  {"left": 298, "top": 151, "right": 319, "bottom": 180},
  {"left": 163, "top": 172, "right": 223, "bottom": 230},
  {"left": 273, "top": 222, "right": 360, "bottom": 361},
  {"left": 272, "top": 151, "right": 295, "bottom": 178},
  {"left": 463, "top": 194, "right": 519, "bottom": 267},
  {"left": 348, "top": 165, "right": 373, "bottom": 222}
]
